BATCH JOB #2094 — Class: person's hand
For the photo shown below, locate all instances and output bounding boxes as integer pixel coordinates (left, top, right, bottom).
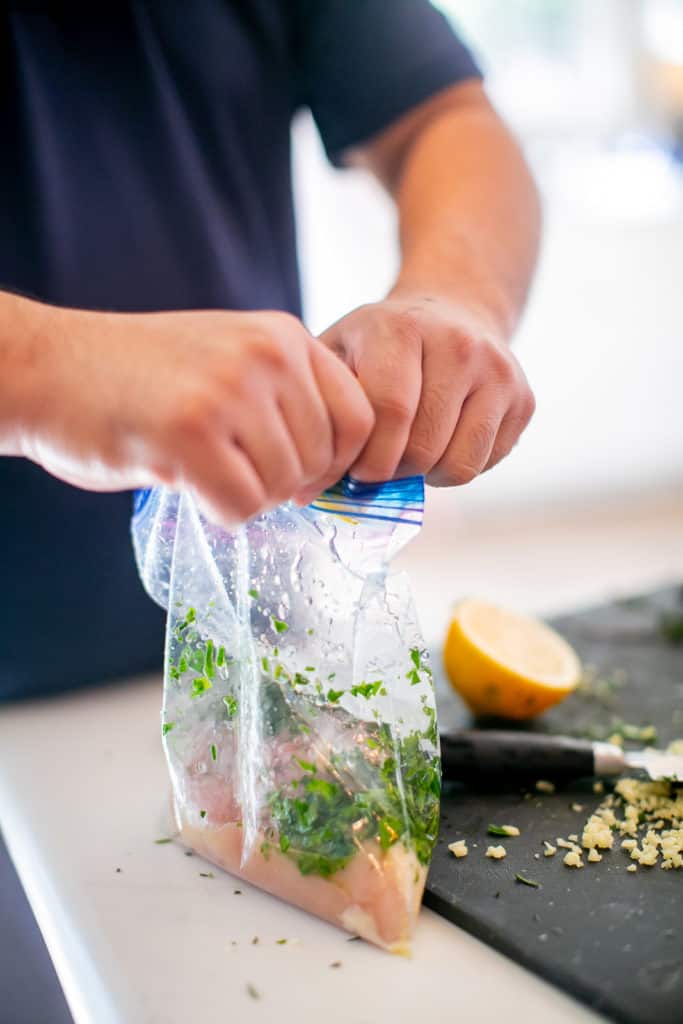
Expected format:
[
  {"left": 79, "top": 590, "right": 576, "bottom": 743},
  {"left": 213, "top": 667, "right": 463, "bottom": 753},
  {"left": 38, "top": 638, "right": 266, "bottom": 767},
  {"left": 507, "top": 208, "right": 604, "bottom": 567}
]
[
  {"left": 11, "top": 301, "right": 374, "bottom": 525},
  {"left": 319, "top": 293, "right": 535, "bottom": 485}
]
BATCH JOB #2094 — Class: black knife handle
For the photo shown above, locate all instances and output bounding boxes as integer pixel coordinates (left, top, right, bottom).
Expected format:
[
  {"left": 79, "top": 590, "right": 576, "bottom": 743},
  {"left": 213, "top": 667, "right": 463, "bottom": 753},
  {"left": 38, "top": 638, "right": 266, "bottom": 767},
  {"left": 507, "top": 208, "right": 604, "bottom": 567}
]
[{"left": 440, "top": 730, "right": 596, "bottom": 784}]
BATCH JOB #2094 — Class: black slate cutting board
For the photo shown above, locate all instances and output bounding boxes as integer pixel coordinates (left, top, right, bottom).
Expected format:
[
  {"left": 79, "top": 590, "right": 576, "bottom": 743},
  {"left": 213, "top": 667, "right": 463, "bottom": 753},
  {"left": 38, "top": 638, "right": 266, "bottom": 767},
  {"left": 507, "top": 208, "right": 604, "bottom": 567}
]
[{"left": 425, "top": 585, "right": 683, "bottom": 1024}]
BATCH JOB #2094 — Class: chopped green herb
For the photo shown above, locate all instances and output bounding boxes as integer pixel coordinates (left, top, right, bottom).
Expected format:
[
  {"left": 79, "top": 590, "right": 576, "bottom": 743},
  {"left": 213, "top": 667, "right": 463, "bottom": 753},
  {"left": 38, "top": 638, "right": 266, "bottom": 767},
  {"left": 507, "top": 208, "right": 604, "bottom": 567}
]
[
  {"left": 203, "top": 639, "right": 215, "bottom": 679},
  {"left": 346, "top": 935, "right": 361, "bottom": 942},
  {"left": 261, "top": 656, "right": 270, "bottom": 673},
  {"left": 276, "top": 938, "right": 287, "bottom": 945},
  {"left": 199, "top": 871, "right": 214, "bottom": 878},
  {"left": 327, "top": 688, "right": 344, "bottom": 703},
  {"left": 293, "top": 672, "right": 309, "bottom": 687},
  {"left": 274, "top": 664, "right": 283, "bottom": 680},
  {"left": 176, "top": 607, "right": 196, "bottom": 632},
  {"left": 327, "top": 672, "right": 336, "bottom": 681},
  {"left": 154, "top": 838, "right": 172, "bottom": 844},
  {"left": 162, "top": 722, "right": 175, "bottom": 736},
  {"left": 210, "top": 743, "right": 217, "bottom": 762},
  {"left": 178, "top": 656, "right": 188, "bottom": 673},
  {"left": 216, "top": 645, "right": 226, "bottom": 667},
  {"left": 488, "top": 824, "right": 511, "bottom": 837},
  {"left": 306, "top": 627, "right": 315, "bottom": 636},
  {"left": 515, "top": 873, "right": 540, "bottom": 888},
  {"left": 306, "top": 778, "right": 338, "bottom": 800},
  {"left": 378, "top": 817, "right": 400, "bottom": 850},
  {"left": 350, "top": 680, "right": 382, "bottom": 699},
  {"left": 296, "top": 758, "right": 317, "bottom": 774},
  {"left": 406, "top": 669, "right": 421, "bottom": 686},
  {"left": 410, "top": 648, "right": 422, "bottom": 671},
  {"left": 199, "top": 809, "right": 207, "bottom": 819},
  {"left": 248, "top": 588, "right": 259, "bottom": 600},
  {"left": 246, "top": 983, "right": 260, "bottom": 1000},
  {"left": 279, "top": 834, "right": 291, "bottom": 853},
  {"left": 223, "top": 695, "right": 238, "bottom": 718},
  {"left": 304, "top": 666, "right": 316, "bottom": 673},
  {"left": 191, "top": 676, "right": 212, "bottom": 698},
  {"left": 271, "top": 618, "right": 289, "bottom": 634},
  {"left": 366, "top": 737, "right": 379, "bottom": 749}
]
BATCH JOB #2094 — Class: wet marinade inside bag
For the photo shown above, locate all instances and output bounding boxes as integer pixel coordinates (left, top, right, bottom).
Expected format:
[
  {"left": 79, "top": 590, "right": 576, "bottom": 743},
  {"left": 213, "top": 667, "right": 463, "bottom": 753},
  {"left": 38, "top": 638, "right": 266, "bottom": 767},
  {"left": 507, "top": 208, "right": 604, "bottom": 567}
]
[{"left": 134, "top": 478, "right": 440, "bottom": 954}]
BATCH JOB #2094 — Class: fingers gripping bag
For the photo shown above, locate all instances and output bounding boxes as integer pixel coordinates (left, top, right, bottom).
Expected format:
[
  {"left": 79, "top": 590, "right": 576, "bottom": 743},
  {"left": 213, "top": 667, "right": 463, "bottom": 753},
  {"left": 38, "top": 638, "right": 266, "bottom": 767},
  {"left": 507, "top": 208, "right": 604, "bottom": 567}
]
[{"left": 132, "top": 477, "right": 440, "bottom": 954}]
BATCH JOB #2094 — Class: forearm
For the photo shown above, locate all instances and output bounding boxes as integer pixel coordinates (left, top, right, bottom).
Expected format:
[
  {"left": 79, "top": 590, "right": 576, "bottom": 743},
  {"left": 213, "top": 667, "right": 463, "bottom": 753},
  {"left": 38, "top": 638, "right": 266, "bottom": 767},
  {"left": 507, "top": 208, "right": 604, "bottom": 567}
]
[
  {"left": 0, "top": 291, "right": 58, "bottom": 456},
  {"left": 365, "top": 86, "right": 542, "bottom": 341}
]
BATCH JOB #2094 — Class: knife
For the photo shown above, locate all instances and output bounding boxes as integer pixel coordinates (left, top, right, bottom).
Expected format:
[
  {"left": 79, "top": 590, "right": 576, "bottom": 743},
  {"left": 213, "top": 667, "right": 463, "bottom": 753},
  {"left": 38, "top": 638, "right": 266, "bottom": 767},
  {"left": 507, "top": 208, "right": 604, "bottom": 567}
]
[{"left": 439, "top": 730, "right": 683, "bottom": 784}]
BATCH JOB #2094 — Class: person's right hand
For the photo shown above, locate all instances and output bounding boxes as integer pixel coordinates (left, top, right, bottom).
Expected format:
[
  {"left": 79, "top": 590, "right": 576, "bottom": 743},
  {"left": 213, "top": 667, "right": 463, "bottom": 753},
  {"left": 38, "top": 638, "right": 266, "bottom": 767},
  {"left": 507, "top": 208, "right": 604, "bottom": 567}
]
[{"left": 5, "top": 298, "right": 374, "bottom": 526}]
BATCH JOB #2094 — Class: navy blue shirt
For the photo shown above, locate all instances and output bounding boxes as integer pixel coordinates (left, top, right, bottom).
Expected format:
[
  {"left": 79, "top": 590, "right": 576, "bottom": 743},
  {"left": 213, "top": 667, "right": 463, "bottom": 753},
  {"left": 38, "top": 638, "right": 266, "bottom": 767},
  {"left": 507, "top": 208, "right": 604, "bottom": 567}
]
[{"left": 0, "top": 1, "right": 479, "bottom": 698}]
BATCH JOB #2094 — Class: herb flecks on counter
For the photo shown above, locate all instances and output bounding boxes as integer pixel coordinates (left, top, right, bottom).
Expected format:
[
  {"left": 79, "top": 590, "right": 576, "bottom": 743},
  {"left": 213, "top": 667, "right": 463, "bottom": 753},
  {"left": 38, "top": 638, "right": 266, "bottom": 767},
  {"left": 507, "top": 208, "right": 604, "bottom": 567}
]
[{"left": 515, "top": 873, "right": 540, "bottom": 888}]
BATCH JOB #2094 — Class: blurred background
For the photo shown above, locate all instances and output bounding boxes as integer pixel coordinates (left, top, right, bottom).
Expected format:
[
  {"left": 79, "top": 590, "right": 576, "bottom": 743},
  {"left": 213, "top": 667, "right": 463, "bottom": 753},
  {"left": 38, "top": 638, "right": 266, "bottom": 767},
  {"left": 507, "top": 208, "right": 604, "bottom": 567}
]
[{"left": 292, "top": 0, "right": 683, "bottom": 637}]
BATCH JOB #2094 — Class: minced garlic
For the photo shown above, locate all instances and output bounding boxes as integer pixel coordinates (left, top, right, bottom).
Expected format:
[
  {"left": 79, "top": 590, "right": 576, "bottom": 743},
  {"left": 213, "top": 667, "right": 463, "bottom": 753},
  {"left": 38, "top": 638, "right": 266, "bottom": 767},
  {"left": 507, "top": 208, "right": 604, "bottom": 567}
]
[
  {"left": 448, "top": 840, "right": 468, "bottom": 859},
  {"left": 563, "top": 850, "right": 584, "bottom": 868},
  {"left": 485, "top": 845, "right": 507, "bottom": 859},
  {"left": 543, "top": 841, "right": 557, "bottom": 857},
  {"left": 535, "top": 780, "right": 555, "bottom": 794}
]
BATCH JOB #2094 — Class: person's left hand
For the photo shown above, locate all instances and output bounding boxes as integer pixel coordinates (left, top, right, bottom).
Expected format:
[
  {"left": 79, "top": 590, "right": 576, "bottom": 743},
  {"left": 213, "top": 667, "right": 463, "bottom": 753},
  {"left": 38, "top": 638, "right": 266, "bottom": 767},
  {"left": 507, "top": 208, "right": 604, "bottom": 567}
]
[{"left": 314, "top": 293, "right": 535, "bottom": 489}]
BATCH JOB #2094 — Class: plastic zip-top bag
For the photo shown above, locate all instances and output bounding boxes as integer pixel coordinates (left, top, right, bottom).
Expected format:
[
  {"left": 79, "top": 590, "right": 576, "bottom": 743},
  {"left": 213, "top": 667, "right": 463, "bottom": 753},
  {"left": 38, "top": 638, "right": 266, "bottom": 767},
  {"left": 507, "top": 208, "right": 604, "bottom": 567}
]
[{"left": 132, "top": 477, "right": 440, "bottom": 954}]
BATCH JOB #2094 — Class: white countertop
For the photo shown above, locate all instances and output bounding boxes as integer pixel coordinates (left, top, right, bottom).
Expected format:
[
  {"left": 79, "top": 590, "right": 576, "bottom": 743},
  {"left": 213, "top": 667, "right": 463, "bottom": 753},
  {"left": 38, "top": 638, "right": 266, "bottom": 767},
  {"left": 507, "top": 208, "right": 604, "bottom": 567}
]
[{"left": 0, "top": 674, "right": 603, "bottom": 1024}]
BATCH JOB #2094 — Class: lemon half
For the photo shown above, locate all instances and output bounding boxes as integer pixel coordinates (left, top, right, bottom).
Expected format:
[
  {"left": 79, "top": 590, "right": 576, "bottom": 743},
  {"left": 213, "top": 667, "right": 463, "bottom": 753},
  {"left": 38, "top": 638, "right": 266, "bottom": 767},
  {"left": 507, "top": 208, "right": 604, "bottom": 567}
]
[{"left": 444, "top": 599, "right": 581, "bottom": 720}]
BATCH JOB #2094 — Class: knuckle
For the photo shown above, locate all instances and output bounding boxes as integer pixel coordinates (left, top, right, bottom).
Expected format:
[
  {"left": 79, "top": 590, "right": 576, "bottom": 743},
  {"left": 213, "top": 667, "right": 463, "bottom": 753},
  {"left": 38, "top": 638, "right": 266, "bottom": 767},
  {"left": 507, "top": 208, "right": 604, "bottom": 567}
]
[
  {"left": 447, "top": 330, "right": 477, "bottom": 363},
  {"left": 168, "top": 392, "right": 215, "bottom": 441},
  {"left": 374, "top": 392, "right": 414, "bottom": 425},
  {"left": 466, "top": 417, "right": 497, "bottom": 463},
  {"left": 490, "top": 349, "right": 516, "bottom": 386},
  {"left": 348, "top": 398, "right": 375, "bottom": 443},
  {"left": 402, "top": 438, "right": 436, "bottom": 474},
  {"left": 519, "top": 385, "right": 536, "bottom": 423},
  {"left": 448, "top": 461, "right": 480, "bottom": 485},
  {"left": 249, "top": 331, "right": 290, "bottom": 371},
  {"left": 391, "top": 309, "right": 423, "bottom": 349}
]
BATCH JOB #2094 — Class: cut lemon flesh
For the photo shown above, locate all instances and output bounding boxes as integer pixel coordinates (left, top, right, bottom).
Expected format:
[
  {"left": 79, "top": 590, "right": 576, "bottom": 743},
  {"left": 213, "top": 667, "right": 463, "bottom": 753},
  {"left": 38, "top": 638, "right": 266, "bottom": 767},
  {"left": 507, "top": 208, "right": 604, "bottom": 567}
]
[{"left": 444, "top": 599, "right": 581, "bottom": 720}]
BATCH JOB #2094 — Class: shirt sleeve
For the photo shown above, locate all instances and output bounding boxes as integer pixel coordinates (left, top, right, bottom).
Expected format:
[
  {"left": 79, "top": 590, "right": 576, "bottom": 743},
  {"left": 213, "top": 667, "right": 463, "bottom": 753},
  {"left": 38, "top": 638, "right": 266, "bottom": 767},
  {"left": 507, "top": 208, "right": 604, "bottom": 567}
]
[{"left": 288, "top": 0, "right": 482, "bottom": 165}]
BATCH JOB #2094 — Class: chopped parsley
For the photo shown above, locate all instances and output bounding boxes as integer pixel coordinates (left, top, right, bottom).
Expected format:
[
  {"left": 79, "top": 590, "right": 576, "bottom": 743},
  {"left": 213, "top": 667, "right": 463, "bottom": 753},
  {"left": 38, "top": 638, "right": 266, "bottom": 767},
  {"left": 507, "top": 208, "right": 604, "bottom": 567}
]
[
  {"left": 162, "top": 722, "right": 175, "bottom": 736},
  {"left": 327, "top": 688, "right": 344, "bottom": 703},
  {"left": 248, "top": 588, "right": 259, "bottom": 600},
  {"left": 271, "top": 617, "right": 289, "bottom": 634},
  {"left": 515, "top": 873, "right": 540, "bottom": 888},
  {"left": 191, "top": 676, "right": 212, "bottom": 698},
  {"left": 223, "top": 695, "right": 238, "bottom": 718},
  {"left": 203, "top": 639, "right": 215, "bottom": 679},
  {"left": 210, "top": 743, "right": 217, "bottom": 761},
  {"left": 216, "top": 645, "right": 226, "bottom": 667},
  {"left": 350, "top": 680, "right": 382, "bottom": 699},
  {"left": 488, "top": 824, "right": 511, "bottom": 836},
  {"left": 154, "top": 838, "right": 172, "bottom": 844},
  {"left": 199, "top": 809, "right": 207, "bottom": 819},
  {"left": 199, "top": 871, "right": 214, "bottom": 878}
]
